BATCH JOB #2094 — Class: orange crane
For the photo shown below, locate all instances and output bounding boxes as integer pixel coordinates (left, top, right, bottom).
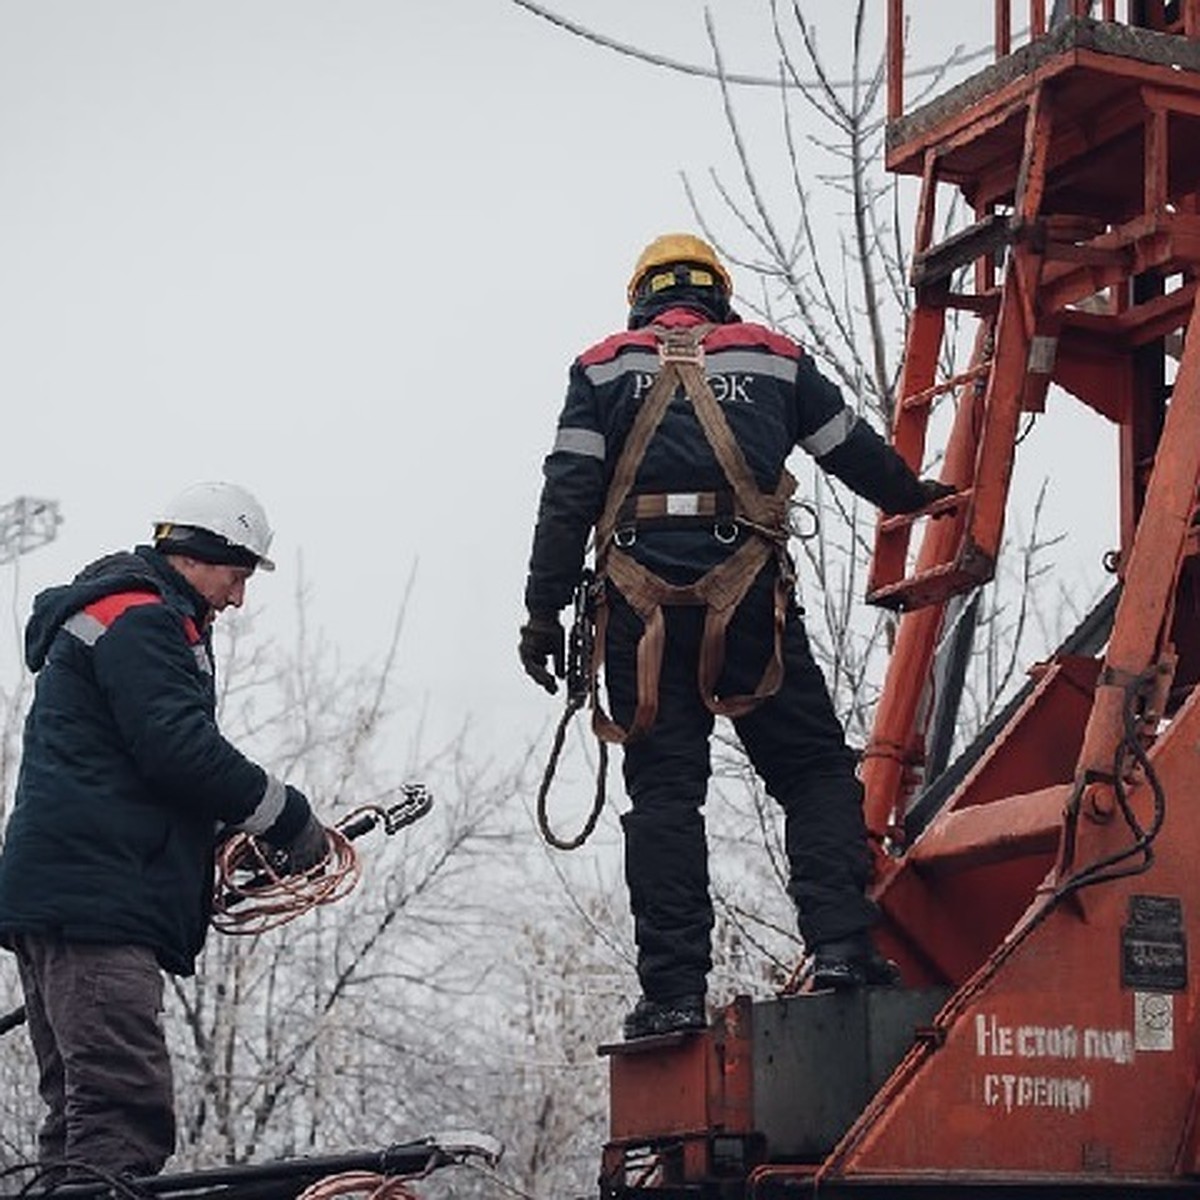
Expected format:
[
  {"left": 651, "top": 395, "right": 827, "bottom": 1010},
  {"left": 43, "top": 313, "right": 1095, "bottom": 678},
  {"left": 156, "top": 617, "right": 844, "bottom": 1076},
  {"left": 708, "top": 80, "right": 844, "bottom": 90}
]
[{"left": 599, "top": 2, "right": 1200, "bottom": 1194}]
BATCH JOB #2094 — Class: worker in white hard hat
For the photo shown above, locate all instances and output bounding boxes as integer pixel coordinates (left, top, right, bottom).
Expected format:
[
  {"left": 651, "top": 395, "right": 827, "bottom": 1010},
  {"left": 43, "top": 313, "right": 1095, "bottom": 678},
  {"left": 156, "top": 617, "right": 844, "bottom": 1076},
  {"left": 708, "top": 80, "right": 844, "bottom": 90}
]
[{"left": 0, "top": 481, "right": 330, "bottom": 1178}]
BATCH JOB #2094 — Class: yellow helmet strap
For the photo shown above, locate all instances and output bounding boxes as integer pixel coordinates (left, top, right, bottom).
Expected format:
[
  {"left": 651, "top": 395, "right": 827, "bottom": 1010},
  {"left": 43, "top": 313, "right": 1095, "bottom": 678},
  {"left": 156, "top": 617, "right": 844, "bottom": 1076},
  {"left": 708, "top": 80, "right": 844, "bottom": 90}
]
[{"left": 646, "top": 265, "right": 718, "bottom": 294}]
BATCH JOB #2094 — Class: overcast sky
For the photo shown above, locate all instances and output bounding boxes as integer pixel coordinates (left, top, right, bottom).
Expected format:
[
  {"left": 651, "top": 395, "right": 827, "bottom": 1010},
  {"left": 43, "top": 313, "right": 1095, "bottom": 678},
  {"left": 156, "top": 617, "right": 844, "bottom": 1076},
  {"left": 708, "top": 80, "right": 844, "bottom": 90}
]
[{"left": 0, "top": 2, "right": 1116, "bottom": 762}]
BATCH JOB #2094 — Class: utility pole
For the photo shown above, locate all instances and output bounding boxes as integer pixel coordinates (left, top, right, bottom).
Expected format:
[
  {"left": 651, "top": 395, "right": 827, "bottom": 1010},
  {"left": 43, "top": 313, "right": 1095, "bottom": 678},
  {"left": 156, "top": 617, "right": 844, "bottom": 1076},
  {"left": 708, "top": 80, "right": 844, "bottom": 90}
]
[{"left": 0, "top": 496, "right": 61, "bottom": 565}]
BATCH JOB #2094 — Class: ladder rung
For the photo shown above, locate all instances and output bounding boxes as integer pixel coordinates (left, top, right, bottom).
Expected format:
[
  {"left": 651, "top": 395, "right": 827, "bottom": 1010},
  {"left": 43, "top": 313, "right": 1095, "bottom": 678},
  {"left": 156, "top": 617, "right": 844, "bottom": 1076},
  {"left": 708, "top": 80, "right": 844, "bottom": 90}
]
[
  {"left": 877, "top": 490, "right": 969, "bottom": 534},
  {"left": 901, "top": 365, "right": 991, "bottom": 411},
  {"left": 866, "top": 563, "right": 969, "bottom": 610},
  {"left": 1040, "top": 242, "right": 1129, "bottom": 268},
  {"left": 866, "top": 559, "right": 993, "bottom": 612},
  {"left": 936, "top": 290, "right": 1001, "bottom": 315},
  {"left": 910, "top": 212, "right": 1013, "bottom": 289}
]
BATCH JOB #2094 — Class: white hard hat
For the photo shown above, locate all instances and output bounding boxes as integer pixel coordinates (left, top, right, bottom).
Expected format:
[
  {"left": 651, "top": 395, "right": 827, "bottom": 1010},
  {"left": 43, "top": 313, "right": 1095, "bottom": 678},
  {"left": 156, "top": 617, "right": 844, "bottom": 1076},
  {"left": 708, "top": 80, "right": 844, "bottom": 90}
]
[{"left": 154, "top": 481, "right": 276, "bottom": 571}]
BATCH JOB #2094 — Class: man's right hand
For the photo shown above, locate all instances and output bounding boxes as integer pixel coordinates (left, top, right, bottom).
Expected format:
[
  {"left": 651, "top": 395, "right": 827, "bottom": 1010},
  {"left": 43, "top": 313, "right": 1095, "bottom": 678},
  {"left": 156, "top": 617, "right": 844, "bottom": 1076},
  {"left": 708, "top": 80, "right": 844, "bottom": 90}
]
[{"left": 519, "top": 612, "right": 565, "bottom": 694}]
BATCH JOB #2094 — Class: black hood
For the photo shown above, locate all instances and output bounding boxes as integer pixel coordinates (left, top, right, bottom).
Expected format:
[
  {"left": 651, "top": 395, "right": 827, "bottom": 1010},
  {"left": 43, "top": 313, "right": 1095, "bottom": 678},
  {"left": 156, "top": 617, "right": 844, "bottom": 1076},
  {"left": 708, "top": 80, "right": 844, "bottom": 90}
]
[
  {"left": 25, "top": 545, "right": 204, "bottom": 671},
  {"left": 628, "top": 284, "right": 739, "bottom": 330}
]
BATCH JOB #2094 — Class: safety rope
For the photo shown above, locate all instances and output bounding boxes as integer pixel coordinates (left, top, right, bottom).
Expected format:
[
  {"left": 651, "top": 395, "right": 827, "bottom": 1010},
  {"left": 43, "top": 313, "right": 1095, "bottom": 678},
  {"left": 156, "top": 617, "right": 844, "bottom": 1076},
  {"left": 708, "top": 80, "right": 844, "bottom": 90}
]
[
  {"left": 535, "top": 693, "right": 608, "bottom": 851},
  {"left": 534, "top": 569, "right": 609, "bottom": 850}
]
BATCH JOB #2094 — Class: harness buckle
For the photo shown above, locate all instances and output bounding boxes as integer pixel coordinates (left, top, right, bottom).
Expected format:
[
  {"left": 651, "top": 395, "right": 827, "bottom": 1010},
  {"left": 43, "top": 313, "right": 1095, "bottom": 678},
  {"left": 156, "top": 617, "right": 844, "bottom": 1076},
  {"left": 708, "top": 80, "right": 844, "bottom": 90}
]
[
  {"left": 614, "top": 525, "right": 637, "bottom": 548},
  {"left": 657, "top": 331, "right": 705, "bottom": 367},
  {"left": 713, "top": 521, "right": 739, "bottom": 545}
]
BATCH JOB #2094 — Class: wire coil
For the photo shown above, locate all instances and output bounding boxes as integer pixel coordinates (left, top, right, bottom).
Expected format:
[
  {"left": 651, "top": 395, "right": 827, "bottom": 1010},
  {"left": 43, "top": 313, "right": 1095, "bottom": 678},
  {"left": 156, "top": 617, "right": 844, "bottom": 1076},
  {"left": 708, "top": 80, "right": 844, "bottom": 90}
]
[
  {"left": 211, "top": 789, "right": 433, "bottom": 935},
  {"left": 296, "top": 1171, "right": 418, "bottom": 1200},
  {"left": 211, "top": 818, "right": 365, "bottom": 935}
]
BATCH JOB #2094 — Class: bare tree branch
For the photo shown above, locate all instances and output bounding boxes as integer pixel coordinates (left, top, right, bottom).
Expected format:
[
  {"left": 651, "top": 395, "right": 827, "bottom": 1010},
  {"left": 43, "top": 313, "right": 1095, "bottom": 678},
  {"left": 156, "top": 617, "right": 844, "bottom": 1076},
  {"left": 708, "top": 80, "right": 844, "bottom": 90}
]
[{"left": 509, "top": 0, "right": 993, "bottom": 91}]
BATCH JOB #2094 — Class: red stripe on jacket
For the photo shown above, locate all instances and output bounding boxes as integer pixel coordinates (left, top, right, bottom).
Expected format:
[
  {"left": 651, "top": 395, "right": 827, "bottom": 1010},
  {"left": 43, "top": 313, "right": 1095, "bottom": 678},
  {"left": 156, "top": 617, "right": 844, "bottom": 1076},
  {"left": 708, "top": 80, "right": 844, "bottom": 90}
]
[
  {"left": 83, "top": 591, "right": 202, "bottom": 646},
  {"left": 577, "top": 308, "right": 803, "bottom": 368}
]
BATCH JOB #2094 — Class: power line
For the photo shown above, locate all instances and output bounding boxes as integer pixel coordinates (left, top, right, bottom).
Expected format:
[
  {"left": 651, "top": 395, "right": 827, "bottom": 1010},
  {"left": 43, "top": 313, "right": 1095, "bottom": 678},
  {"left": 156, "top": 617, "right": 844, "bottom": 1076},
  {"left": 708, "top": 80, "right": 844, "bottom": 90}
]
[{"left": 509, "top": 0, "right": 996, "bottom": 91}]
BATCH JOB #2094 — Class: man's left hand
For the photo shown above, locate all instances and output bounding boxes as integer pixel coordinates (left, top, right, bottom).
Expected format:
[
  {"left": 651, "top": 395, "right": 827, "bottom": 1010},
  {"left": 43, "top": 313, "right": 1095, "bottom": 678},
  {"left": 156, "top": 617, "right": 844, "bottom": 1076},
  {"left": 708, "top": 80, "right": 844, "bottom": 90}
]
[
  {"left": 280, "top": 811, "right": 330, "bottom": 875},
  {"left": 917, "top": 479, "right": 956, "bottom": 513}
]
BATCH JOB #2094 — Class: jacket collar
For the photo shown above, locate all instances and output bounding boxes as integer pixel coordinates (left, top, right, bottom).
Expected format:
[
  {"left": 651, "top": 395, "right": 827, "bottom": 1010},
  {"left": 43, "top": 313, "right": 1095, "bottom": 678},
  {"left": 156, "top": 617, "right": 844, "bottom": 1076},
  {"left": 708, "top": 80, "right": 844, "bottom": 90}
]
[{"left": 135, "top": 545, "right": 214, "bottom": 629}]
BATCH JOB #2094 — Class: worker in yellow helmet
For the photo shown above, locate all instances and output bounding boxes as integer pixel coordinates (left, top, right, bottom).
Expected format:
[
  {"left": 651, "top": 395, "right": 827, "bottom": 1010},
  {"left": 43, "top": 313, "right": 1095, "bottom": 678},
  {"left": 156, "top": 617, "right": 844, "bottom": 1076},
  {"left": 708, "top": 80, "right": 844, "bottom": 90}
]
[{"left": 520, "top": 233, "right": 952, "bottom": 1039}]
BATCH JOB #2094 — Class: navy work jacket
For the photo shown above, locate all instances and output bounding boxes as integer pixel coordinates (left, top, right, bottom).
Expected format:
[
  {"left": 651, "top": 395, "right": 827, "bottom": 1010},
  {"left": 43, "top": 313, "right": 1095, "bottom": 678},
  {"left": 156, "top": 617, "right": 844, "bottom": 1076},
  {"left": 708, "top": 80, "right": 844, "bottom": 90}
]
[
  {"left": 0, "top": 546, "right": 291, "bottom": 975},
  {"left": 525, "top": 307, "right": 929, "bottom": 616}
]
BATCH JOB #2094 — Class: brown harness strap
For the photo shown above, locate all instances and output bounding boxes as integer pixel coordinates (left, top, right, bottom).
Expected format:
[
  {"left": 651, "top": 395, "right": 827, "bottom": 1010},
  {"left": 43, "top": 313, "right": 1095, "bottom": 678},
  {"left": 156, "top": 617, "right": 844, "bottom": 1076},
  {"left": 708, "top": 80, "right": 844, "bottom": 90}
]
[
  {"left": 674, "top": 357, "right": 781, "bottom": 530},
  {"left": 591, "top": 538, "right": 788, "bottom": 743},
  {"left": 589, "top": 323, "right": 798, "bottom": 745},
  {"left": 596, "top": 324, "right": 714, "bottom": 551}
]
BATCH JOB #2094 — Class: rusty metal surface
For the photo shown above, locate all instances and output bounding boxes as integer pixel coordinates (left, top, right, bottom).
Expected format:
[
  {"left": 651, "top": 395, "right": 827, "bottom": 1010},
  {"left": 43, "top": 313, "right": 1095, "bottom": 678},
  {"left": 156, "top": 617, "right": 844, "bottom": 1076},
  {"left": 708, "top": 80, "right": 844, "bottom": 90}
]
[
  {"left": 888, "top": 18, "right": 1200, "bottom": 159},
  {"left": 605, "top": 1030, "right": 713, "bottom": 1142}
]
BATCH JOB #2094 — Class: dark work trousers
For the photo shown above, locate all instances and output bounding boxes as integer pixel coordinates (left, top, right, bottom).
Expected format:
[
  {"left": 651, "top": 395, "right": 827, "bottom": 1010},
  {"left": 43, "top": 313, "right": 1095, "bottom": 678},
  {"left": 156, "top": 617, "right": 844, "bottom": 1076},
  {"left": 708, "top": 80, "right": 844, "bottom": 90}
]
[
  {"left": 13, "top": 935, "right": 175, "bottom": 1176},
  {"left": 604, "top": 566, "right": 877, "bottom": 1002}
]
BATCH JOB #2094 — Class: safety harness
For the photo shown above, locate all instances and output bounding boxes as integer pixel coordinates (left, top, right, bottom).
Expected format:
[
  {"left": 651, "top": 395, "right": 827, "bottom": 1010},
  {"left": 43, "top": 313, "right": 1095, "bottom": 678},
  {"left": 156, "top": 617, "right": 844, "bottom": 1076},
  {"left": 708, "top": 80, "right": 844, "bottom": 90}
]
[
  {"left": 589, "top": 321, "right": 797, "bottom": 742},
  {"left": 536, "top": 321, "right": 798, "bottom": 849}
]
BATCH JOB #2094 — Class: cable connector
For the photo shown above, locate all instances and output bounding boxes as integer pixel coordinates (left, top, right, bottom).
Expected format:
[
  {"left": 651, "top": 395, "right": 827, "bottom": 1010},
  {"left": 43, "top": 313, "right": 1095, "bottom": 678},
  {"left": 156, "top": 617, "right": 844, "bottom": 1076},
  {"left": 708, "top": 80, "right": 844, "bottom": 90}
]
[
  {"left": 383, "top": 783, "right": 434, "bottom": 834},
  {"left": 337, "top": 784, "right": 434, "bottom": 840}
]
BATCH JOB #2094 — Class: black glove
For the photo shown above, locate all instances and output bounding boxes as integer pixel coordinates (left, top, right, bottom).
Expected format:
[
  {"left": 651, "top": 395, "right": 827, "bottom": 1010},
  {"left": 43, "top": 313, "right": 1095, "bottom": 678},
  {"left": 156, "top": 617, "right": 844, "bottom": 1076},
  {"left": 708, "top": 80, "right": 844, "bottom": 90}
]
[
  {"left": 917, "top": 479, "right": 956, "bottom": 514},
  {"left": 257, "top": 785, "right": 328, "bottom": 874},
  {"left": 519, "top": 612, "right": 565, "bottom": 694},
  {"left": 279, "top": 811, "right": 329, "bottom": 876}
]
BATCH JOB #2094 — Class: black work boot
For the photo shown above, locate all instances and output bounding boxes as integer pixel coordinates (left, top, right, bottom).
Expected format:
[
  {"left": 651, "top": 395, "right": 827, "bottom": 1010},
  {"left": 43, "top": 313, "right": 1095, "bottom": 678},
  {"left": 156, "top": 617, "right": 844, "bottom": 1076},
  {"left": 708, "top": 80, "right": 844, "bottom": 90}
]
[
  {"left": 810, "top": 935, "right": 901, "bottom": 990},
  {"left": 623, "top": 994, "right": 707, "bottom": 1039}
]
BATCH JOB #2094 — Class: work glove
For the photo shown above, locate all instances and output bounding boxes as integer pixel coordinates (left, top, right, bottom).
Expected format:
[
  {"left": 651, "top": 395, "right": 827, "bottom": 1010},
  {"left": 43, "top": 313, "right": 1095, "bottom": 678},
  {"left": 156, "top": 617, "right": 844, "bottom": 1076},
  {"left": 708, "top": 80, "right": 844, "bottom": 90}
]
[
  {"left": 519, "top": 611, "right": 564, "bottom": 694},
  {"left": 916, "top": 479, "right": 957, "bottom": 514},
  {"left": 279, "top": 810, "right": 330, "bottom": 875},
  {"left": 262, "top": 786, "right": 329, "bottom": 875}
]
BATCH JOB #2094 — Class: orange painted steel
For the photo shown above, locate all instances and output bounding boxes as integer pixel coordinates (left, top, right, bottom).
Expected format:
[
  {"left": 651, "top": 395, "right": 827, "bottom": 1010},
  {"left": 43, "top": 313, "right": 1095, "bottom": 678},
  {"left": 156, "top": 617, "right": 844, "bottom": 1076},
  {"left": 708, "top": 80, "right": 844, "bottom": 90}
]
[
  {"left": 861, "top": 324, "right": 988, "bottom": 846},
  {"left": 828, "top": 689, "right": 1200, "bottom": 1183},
  {"left": 603, "top": 10, "right": 1200, "bottom": 1197},
  {"left": 866, "top": 16, "right": 1200, "bottom": 829},
  {"left": 870, "top": 657, "right": 1100, "bottom": 987},
  {"left": 601, "top": 998, "right": 756, "bottom": 1193},
  {"left": 857, "top": 4, "right": 1200, "bottom": 1192}
]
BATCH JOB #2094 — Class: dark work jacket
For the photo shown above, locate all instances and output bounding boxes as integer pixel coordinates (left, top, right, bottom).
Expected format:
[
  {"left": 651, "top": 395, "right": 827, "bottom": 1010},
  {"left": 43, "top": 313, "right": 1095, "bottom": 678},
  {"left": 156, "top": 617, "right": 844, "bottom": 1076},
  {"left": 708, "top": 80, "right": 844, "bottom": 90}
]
[
  {"left": 524, "top": 306, "right": 929, "bottom": 616},
  {"left": 0, "top": 546, "right": 305, "bottom": 975}
]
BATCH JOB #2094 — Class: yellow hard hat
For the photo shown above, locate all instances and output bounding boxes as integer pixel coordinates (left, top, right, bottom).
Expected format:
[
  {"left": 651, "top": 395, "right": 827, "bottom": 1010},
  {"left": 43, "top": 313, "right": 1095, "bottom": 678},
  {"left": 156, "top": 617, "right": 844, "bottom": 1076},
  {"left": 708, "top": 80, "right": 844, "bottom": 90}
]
[{"left": 627, "top": 233, "right": 732, "bottom": 304}]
